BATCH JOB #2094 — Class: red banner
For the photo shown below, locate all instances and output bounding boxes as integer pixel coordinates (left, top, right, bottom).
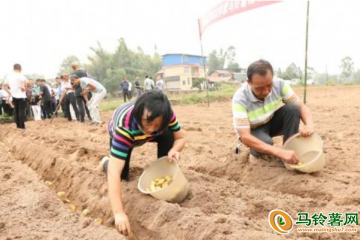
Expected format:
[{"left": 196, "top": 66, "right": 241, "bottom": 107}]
[{"left": 198, "top": 1, "right": 281, "bottom": 38}]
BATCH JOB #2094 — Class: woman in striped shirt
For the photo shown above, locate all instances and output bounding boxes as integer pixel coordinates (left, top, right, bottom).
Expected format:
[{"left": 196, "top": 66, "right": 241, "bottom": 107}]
[{"left": 97, "top": 90, "right": 185, "bottom": 236}]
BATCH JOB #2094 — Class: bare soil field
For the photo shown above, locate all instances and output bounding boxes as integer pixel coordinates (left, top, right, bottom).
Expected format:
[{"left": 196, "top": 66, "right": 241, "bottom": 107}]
[{"left": 0, "top": 85, "right": 360, "bottom": 240}]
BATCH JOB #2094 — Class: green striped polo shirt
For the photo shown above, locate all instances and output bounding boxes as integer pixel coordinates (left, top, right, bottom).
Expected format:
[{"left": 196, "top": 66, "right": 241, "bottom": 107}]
[{"left": 232, "top": 78, "right": 299, "bottom": 129}]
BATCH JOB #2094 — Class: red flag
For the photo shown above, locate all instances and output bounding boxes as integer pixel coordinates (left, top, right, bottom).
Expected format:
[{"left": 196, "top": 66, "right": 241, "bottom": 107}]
[{"left": 198, "top": 1, "right": 281, "bottom": 38}]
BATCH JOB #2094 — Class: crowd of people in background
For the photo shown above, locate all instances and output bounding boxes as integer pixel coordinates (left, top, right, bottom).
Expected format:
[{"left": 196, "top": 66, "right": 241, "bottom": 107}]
[
  {"left": 0, "top": 62, "right": 166, "bottom": 129},
  {"left": 119, "top": 75, "right": 165, "bottom": 102}
]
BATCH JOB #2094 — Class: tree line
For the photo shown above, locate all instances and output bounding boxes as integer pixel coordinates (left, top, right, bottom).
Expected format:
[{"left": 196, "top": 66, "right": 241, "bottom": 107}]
[
  {"left": 59, "top": 38, "right": 161, "bottom": 96},
  {"left": 57, "top": 39, "right": 360, "bottom": 94}
]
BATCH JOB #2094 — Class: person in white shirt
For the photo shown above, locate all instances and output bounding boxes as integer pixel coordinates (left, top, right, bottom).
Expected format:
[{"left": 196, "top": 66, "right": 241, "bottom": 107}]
[
  {"left": 0, "top": 87, "right": 14, "bottom": 116},
  {"left": 127, "top": 80, "right": 132, "bottom": 99},
  {"left": 70, "top": 75, "right": 107, "bottom": 125},
  {"left": 3, "top": 64, "right": 28, "bottom": 129},
  {"left": 143, "top": 76, "right": 154, "bottom": 92},
  {"left": 156, "top": 76, "right": 165, "bottom": 91},
  {"left": 62, "top": 73, "right": 79, "bottom": 121}
]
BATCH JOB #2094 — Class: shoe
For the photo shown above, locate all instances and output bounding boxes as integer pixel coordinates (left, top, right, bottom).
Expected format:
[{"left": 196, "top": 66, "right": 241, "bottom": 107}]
[{"left": 96, "top": 156, "right": 109, "bottom": 173}]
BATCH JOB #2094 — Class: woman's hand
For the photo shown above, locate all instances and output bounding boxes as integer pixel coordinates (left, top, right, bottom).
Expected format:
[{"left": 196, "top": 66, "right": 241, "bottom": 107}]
[
  {"left": 168, "top": 149, "right": 180, "bottom": 163},
  {"left": 114, "top": 212, "right": 131, "bottom": 236}
]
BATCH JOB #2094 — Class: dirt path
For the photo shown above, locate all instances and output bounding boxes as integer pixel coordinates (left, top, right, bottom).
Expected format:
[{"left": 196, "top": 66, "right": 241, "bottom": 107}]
[{"left": 0, "top": 85, "right": 360, "bottom": 240}]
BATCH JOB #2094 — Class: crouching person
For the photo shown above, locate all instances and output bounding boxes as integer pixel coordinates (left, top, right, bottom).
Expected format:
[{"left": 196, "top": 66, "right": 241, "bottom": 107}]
[
  {"left": 97, "top": 90, "right": 185, "bottom": 236},
  {"left": 70, "top": 75, "right": 106, "bottom": 125},
  {"left": 232, "top": 60, "right": 315, "bottom": 165}
]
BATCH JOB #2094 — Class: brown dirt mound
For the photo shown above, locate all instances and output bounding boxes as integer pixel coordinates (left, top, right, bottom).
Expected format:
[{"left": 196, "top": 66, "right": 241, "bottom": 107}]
[{"left": 1, "top": 85, "right": 360, "bottom": 239}]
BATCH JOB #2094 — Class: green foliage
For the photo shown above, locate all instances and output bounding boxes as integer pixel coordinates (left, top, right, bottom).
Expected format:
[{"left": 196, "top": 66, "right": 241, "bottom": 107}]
[
  {"left": 340, "top": 56, "right": 354, "bottom": 80},
  {"left": 25, "top": 73, "right": 45, "bottom": 81},
  {"left": 227, "top": 62, "right": 239, "bottom": 70},
  {"left": 351, "top": 69, "right": 360, "bottom": 84},
  {"left": 169, "top": 82, "right": 237, "bottom": 105},
  {"left": 207, "top": 46, "right": 239, "bottom": 73},
  {"left": 277, "top": 63, "right": 301, "bottom": 80},
  {"left": 192, "top": 78, "right": 205, "bottom": 91},
  {"left": 58, "top": 55, "right": 80, "bottom": 75},
  {"left": 104, "top": 68, "right": 126, "bottom": 96},
  {"left": 0, "top": 113, "right": 13, "bottom": 123},
  {"left": 100, "top": 98, "right": 124, "bottom": 112},
  {"left": 76, "top": 38, "right": 162, "bottom": 95}
]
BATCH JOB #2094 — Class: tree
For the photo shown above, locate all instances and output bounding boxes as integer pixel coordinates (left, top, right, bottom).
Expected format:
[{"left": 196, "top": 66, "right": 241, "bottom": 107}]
[
  {"left": 104, "top": 68, "right": 126, "bottom": 96},
  {"left": 207, "top": 46, "right": 239, "bottom": 73},
  {"left": 85, "top": 42, "right": 112, "bottom": 82},
  {"left": 351, "top": 69, "right": 360, "bottom": 84},
  {"left": 340, "top": 56, "right": 354, "bottom": 82},
  {"left": 80, "top": 38, "right": 162, "bottom": 94},
  {"left": 277, "top": 63, "right": 301, "bottom": 80},
  {"left": 227, "top": 62, "right": 240, "bottom": 70},
  {"left": 25, "top": 73, "right": 45, "bottom": 81},
  {"left": 58, "top": 55, "right": 80, "bottom": 75},
  {"left": 192, "top": 78, "right": 205, "bottom": 92},
  {"left": 207, "top": 50, "right": 222, "bottom": 73}
]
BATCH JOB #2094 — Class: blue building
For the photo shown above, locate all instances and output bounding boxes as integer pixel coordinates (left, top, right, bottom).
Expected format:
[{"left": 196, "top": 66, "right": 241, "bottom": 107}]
[{"left": 160, "top": 54, "right": 206, "bottom": 91}]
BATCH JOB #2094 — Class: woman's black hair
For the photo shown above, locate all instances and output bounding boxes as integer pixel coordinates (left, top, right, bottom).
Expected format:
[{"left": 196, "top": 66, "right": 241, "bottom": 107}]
[{"left": 132, "top": 90, "right": 172, "bottom": 131}]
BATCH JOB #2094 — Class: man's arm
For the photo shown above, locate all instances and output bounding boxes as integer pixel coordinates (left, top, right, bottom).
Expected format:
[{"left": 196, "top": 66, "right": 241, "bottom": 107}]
[
  {"left": 86, "top": 83, "right": 96, "bottom": 92},
  {"left": 238, "top": 128, "right": 298, "bottom": 164},
  {"left": 2, "top": 84, "right": 12, "bottom": 97},
  {"left": 297, "top": 101, "right": 314, "bottom": 137},
  {"left": 82, "top": 83, "right": 96, "bottom": 95}
]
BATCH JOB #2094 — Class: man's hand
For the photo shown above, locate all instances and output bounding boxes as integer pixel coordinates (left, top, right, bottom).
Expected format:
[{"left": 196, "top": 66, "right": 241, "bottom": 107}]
[
  {"left": 277, "top": 149, "right": 299, "bottom": 165},
  {"left": 114, "top": 212, "right": 131, "bottom": 236},
  {"left": 82, "top": 90, "right": 88, "bottom": 96},
  {"left": 300, "top": 125, "right": 314, "bottom": 137},
  {"left": 168, "top": 149, "right": 180, "bottom": 163}
]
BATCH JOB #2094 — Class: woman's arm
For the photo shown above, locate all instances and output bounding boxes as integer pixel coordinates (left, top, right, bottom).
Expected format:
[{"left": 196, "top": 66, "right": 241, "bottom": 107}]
[
  {"left": 107, "top": 156, "right": 131, "bottom": 235},
  {"left": 168, "top": 129, "right": 186, "bottom": 162}
]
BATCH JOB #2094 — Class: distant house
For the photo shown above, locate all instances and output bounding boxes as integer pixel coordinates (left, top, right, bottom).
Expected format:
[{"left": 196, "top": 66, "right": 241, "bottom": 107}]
[
  {"left": 159, "top": 54, "right": 207, "bottom": 91},
  {"left": 208, "top": 69, "right": 247, "bottom": 85}
]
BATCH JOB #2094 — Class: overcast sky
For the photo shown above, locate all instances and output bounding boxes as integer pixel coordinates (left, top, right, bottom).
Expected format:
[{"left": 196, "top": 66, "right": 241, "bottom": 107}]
[{"left": 1, "top": 0, "right": 359, "bottom": 78}]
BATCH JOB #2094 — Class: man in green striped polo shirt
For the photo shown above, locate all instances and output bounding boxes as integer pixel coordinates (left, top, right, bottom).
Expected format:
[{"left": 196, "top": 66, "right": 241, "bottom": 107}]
[{"left": 232, "top": 60, "right": 314, "bottom": 165}]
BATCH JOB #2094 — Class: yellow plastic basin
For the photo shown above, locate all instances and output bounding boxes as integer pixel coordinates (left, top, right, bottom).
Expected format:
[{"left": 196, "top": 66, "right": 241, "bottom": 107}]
[
  {"left": 283, "top": 133, "right": 326, "bottom": 173},
  {"left": 138, "top": 157, "right": 190, "bottom": 203}
]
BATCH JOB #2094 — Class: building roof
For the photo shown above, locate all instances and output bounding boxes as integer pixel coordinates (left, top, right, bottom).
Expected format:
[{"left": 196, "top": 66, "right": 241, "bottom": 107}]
[
  {"left": 208, "top": 76, "right": 233, "bottom": 83},
  {"left": 162, "top": 53, "right": 206, "bottom": 58},
  {"left": 209, "top": 70, "right": 232, "bottom": 75}
]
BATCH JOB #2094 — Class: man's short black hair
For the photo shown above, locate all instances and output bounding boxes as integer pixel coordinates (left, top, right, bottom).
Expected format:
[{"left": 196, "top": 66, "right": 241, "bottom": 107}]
[
  {"left": 132, "top": 90, "right": 172, "bottom": 131},
  {"left": 247, "top": 59, "right": 273, "bottom": 81},
  {"left": 13, "top": 64, "right": 21, "bottom": 71},
  {"left": 70, "top": 75, "right": 79, "bottom": 81}
]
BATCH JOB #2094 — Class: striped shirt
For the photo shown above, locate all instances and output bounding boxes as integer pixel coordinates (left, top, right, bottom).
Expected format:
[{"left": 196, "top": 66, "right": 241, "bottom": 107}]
[
  {"left": 108, "top": 101, "right": 181, "bottom": 161},
  {"left": 232, "top": 78, "right": 299, "bottom": 129}
]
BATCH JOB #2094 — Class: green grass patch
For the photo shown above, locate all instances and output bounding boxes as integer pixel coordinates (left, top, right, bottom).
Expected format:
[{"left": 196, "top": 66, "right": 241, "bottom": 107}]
[
  {"left": 100, "top": 98, "right": 125, "bottom": 112},
  {"left": 0, "top": 113, "right": 14, "bottom": 123},
  {"left": 99, "top": 84, "right": 239, "bottom": 111}
]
